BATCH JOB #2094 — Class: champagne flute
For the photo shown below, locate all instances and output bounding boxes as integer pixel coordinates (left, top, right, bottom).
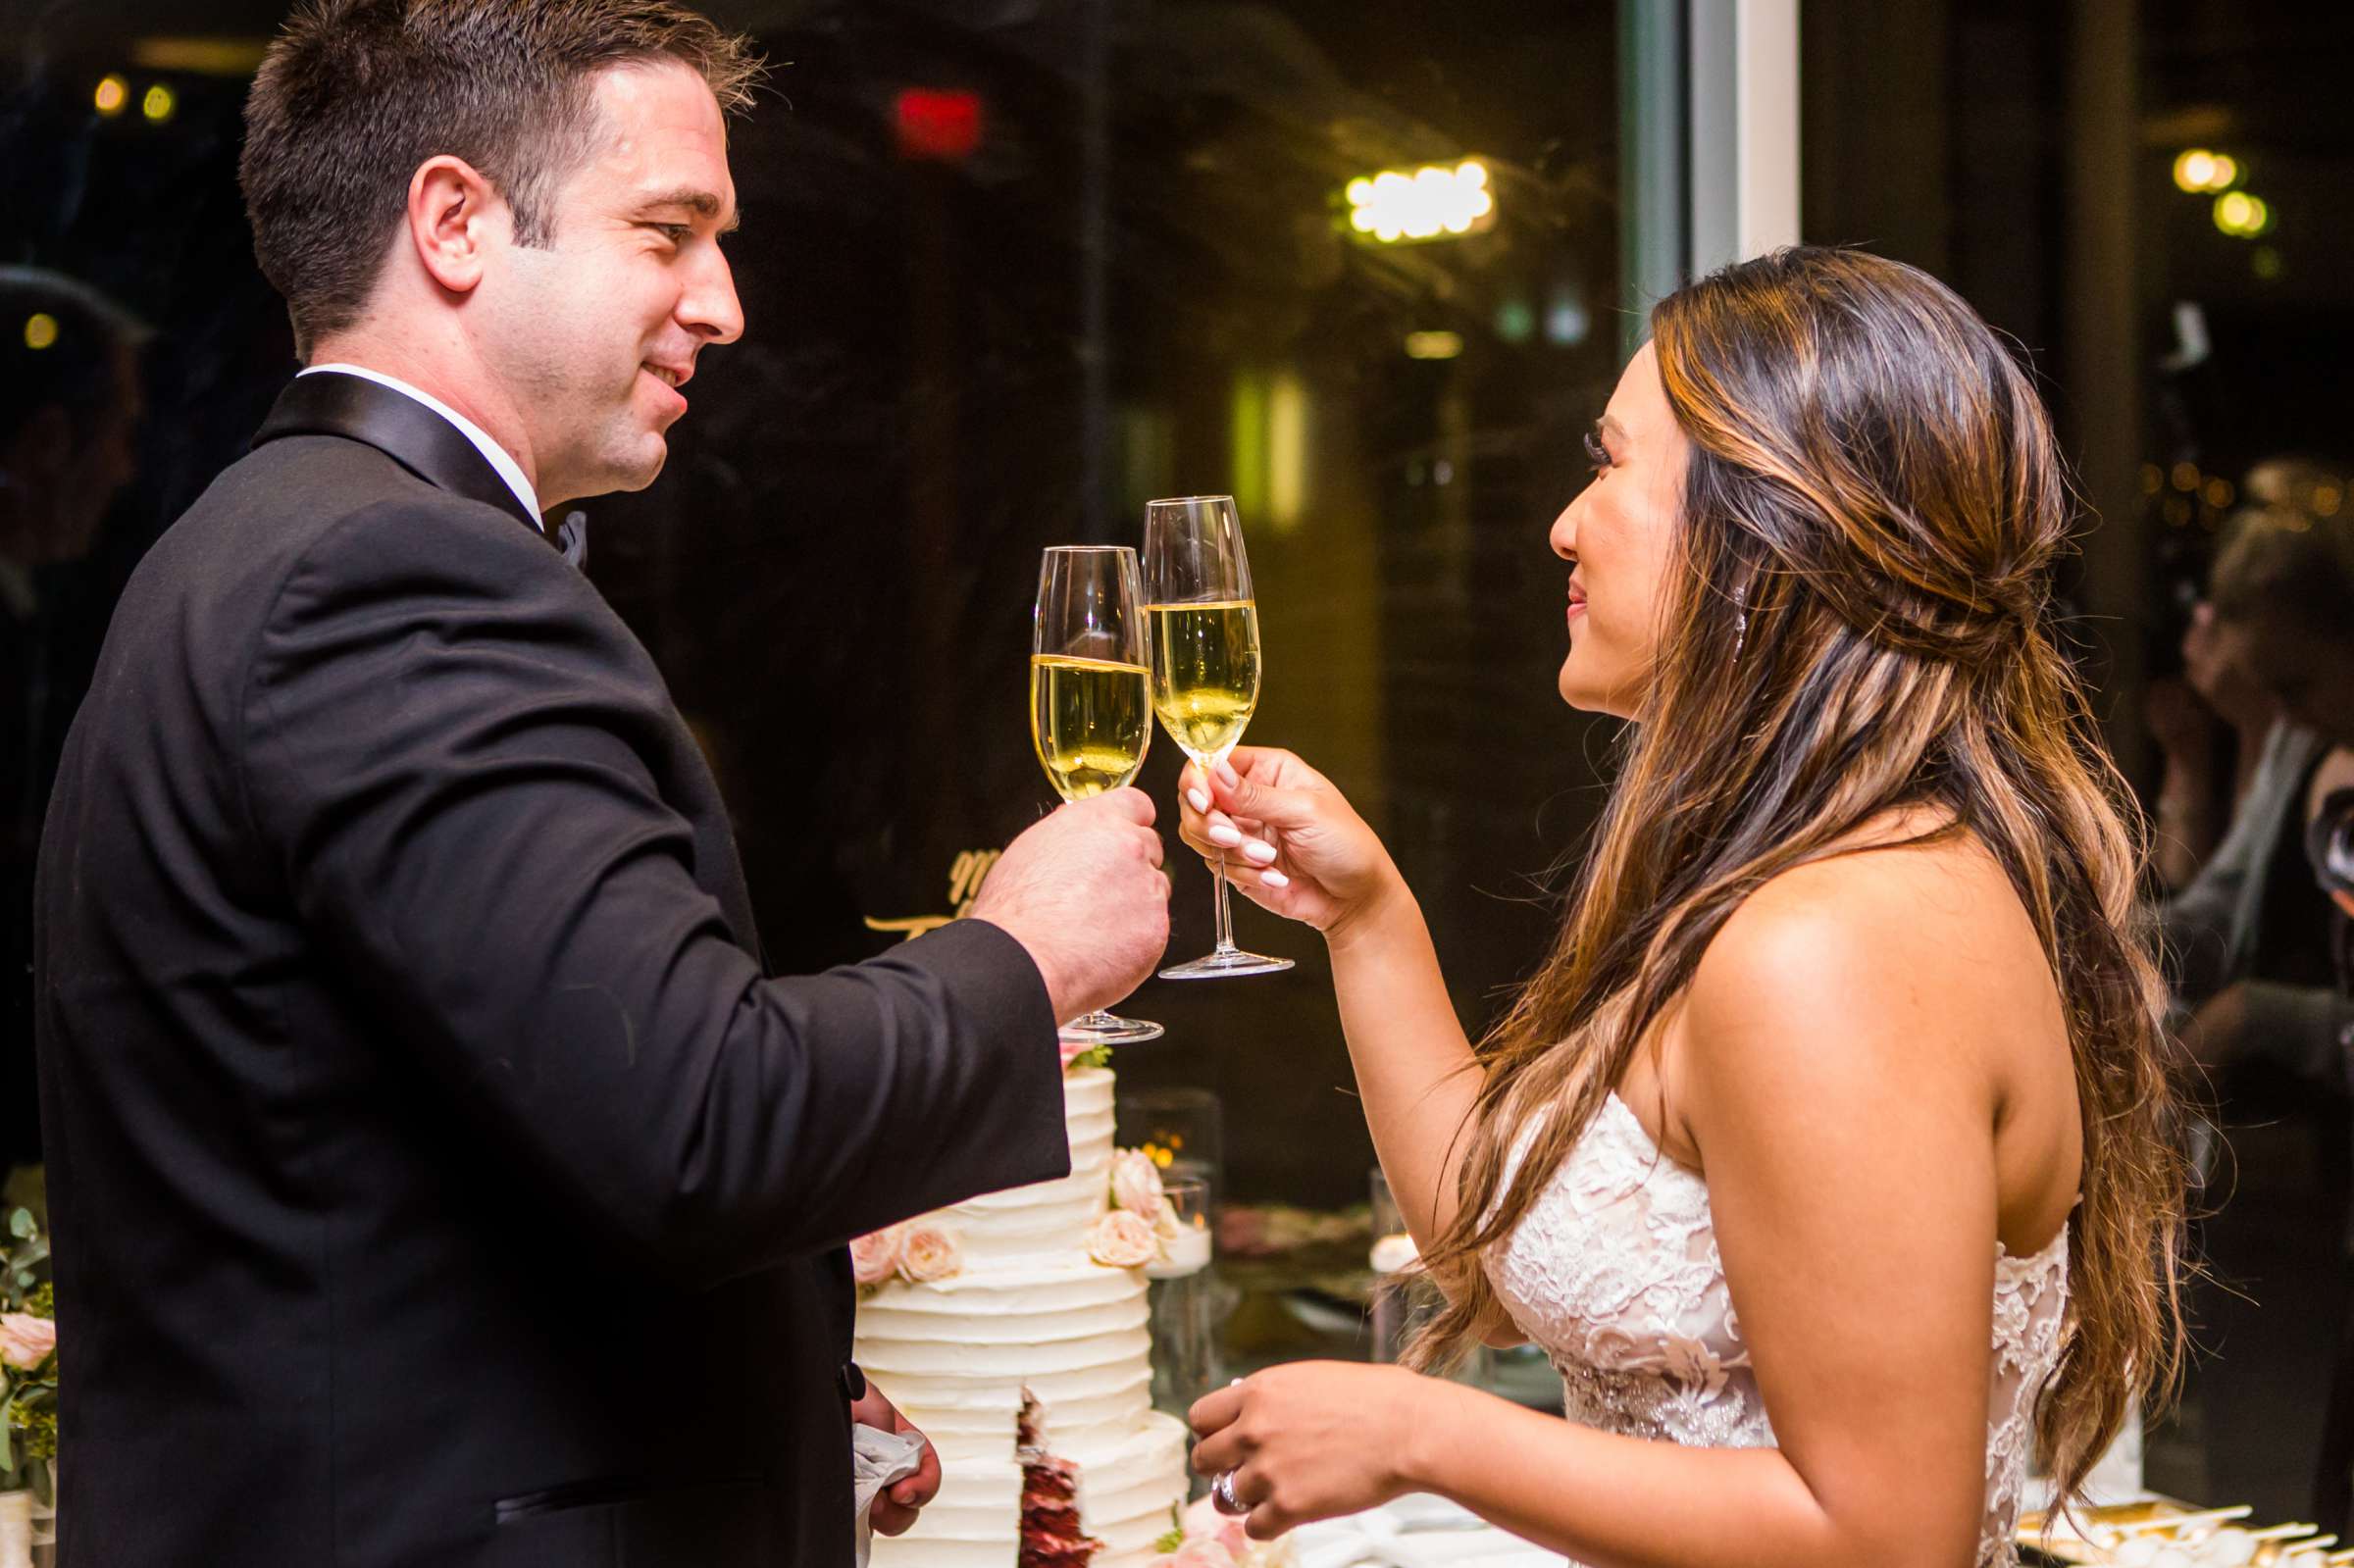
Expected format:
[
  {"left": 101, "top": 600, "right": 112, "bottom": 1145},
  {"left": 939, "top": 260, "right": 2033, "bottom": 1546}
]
[
  {"left": 1031, "top": 546, "right": 1165, "bottom": 1044},
  {"left": 1142, "top": 495, "right": 1295, "bottom": 980}
]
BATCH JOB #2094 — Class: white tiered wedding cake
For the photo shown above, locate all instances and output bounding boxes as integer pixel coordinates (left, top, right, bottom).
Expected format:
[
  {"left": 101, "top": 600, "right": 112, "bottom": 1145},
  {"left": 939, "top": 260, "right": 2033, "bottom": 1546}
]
[{"left": 853, "top": 1062, "right": 1193, "bottom": 1568}]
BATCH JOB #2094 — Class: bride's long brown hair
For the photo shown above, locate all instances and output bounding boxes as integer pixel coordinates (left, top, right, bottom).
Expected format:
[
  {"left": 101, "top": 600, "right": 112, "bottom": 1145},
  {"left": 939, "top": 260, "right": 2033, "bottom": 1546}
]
[{"left": 1407, "top": 247, "right": 2186, "bottom": 1499}]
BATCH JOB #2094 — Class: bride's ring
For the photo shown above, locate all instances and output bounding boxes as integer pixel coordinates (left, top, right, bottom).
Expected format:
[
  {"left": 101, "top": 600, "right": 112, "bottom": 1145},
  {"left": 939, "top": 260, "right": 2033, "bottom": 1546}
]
[{"left": 1211, "top": 1469, "right": 1245, "bottom": 1516}]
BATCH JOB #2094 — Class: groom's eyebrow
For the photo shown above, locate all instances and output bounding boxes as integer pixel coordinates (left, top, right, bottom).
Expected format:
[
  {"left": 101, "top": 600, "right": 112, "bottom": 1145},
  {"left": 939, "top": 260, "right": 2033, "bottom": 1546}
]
[{"left": 636, "top": 185, "right": 742, "bottom": 233}]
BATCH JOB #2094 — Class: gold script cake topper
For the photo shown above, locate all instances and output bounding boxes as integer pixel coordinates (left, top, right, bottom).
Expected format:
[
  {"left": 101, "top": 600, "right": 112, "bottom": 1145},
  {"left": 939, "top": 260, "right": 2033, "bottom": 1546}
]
[{"left": 862, "top": 847, "right": 1002, "bottom": 941}]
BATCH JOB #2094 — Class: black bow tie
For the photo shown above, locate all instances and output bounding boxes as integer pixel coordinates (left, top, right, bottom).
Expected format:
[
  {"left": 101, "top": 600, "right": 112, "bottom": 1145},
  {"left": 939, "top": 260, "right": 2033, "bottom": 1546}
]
[{"left": 556, "top": 511, "right": 588, "bottom": 570}]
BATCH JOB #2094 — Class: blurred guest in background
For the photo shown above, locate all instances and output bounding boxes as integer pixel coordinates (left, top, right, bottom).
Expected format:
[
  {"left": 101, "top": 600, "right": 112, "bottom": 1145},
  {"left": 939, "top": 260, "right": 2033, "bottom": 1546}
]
[
  {"left": 2147, "top": 578, "right": 2281, "bottom": 889},
  {"left": 2155, "top": 504, "right": 2352, "bottom": 1087},
  {"left": 2206, "top": 505, "right": 2354, "bottom": 755},
  {"left": 2146, "top": 455, "right": 2348, "bottom": 885},
  {"left": 2173, "top": 502, "right": 2354, "bottom": 1528},
  {"left": 0, "top": 267, "right": 146, "bottom": 1197},
  {"left": 2301, "top": 738, "right": 2354, "bottom": 1529}
]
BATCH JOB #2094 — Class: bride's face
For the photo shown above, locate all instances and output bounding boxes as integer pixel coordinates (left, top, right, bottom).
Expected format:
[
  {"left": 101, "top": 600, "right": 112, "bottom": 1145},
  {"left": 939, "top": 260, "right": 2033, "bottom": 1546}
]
[{"left": 1550, "top": 341, "right": 1691, "bottom": 719}]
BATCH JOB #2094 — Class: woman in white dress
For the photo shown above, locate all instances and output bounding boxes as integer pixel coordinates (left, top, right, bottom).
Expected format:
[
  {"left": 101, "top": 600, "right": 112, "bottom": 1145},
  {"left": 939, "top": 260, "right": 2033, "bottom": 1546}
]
[{"left": 1180, "top": 248, "right": 2186, "bottom": 1567}]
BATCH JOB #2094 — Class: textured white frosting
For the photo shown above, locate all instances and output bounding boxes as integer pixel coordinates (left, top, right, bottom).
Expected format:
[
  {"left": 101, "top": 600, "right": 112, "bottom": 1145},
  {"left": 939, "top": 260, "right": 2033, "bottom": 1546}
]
[{"left": 859, "top": 1067, "right": 1191, "bottom": 1567}]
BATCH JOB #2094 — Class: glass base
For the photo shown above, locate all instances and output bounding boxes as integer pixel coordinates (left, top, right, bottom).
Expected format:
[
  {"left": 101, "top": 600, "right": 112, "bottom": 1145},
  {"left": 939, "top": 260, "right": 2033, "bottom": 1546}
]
[
  {"left": 1059, "top": 1011, "right": 1166, "bottom": 1044},
  {"left": 1157, "top": 946, "right": 1295, "bottom": 981}
]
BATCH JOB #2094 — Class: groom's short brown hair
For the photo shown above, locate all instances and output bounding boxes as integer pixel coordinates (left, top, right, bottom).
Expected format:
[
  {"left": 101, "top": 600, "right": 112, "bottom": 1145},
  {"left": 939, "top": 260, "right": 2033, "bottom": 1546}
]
[{"left": 240, "top": 0, "right": 762, "bottom": 356}]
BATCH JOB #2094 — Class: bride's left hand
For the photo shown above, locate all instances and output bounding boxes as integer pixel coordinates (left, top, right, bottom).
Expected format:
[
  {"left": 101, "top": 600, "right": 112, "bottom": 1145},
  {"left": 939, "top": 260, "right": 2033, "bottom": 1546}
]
[{"left": 1188, "top": 1362, "right": 1436, "bottom": 1539}]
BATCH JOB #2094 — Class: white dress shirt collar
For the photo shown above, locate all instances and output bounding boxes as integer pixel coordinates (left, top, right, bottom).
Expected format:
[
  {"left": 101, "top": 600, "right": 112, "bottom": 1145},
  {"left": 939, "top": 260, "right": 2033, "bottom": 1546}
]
[{"left": 300, "top": 363, "right": 542, "bottom": 529}]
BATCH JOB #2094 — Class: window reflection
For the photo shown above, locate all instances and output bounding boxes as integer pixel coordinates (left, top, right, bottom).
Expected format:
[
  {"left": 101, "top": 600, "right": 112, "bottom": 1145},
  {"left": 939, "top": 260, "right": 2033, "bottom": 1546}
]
[{"left": 1, "top": 0, "right": 1626, "bottom": 1202}]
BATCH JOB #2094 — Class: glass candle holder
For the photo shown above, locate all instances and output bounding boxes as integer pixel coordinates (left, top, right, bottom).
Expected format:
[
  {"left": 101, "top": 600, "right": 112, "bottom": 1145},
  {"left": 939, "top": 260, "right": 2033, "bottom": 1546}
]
[
  {"left": 1368, "top": 1165, "right": 1424, "bottom": 1365},
  {"left": 1146, "top": 1172, "right": 1218, "bottom": 1426},
  {"left": 1116, "top": 1087, "right": 1224, "bottom": 1206},
  {"left": 1368, "top": 1166, "right": 1493, "bottom": 1386}
]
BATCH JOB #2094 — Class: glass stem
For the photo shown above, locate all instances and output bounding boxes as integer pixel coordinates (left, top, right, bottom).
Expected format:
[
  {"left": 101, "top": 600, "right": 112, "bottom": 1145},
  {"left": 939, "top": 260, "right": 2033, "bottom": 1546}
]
[{"left": 1211, "top": 851, "right": 1238, "bottom": 955}]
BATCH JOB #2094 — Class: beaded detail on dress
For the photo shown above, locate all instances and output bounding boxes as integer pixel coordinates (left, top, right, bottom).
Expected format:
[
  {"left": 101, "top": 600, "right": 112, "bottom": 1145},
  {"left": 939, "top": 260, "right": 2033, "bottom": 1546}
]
[{"left": 1482, "top": 1093, "right": 2070, "bottom": 1568}]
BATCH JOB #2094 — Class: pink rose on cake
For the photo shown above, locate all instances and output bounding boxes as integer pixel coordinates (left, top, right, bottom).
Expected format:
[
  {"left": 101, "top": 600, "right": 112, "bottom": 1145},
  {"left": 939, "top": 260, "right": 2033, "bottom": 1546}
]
[
  {"left": 1153, "top": 1498, "right": 1295, "bottom": 1567},
  {"left": 1087, "top": 1209, "right": 1158, "bottom": 1269},
  {"left": 849, "top": 1226, "right": 903, "bottom": 1287},
  {"left": 1059, "top": 1037, "right": 1093, "bottom": 1071},
  {"left": 1182, "top": 1496, "right": 1251, "bottom": 1555},
  {"left": 897, "top": 1223, "right": 965, "bottom": 1283},
  {"left": 1150, "top": 1500, "right": 1296, "bottom": 1568},
  {"left": 0, "top": 1313, "right": 54, "bottom": 1371},
  {"left": 1110, "top": 1149, "right": 1164, "bottom": 1216}
]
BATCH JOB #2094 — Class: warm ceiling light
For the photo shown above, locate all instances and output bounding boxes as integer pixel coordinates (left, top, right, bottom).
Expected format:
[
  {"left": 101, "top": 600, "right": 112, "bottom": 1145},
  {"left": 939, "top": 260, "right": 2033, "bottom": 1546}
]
[
  {"left": 2213, "top": 190, "right": 2271, "bottom": 238},
  {"left": 2172, "top": 149, "right": 2238, "bottom": 193},
  {"left": 1346, "top": 159, "right": 1495, "bottom": 245}
]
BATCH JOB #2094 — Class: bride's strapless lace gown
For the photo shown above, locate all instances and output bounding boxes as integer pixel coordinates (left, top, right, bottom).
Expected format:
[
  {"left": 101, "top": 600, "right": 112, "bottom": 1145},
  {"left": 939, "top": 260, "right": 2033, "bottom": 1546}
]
[{"left": 1482, "top": 1094, "right": 2069, "bottom": 1568}]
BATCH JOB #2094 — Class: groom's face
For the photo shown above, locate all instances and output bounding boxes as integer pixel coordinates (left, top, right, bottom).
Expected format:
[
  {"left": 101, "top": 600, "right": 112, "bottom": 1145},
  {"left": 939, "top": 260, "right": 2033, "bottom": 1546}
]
[{"left": 480, "top": 61, "right": 744, "bottom": 509}]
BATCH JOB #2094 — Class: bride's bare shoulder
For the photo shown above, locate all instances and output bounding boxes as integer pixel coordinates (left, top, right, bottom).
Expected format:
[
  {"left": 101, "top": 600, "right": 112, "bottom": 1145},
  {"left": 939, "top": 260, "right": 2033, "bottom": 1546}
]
[
  {"left": 1671, "top": 812, "right": 2058, "bottom": 1105},
  {"left": 1717, "top": 810, "right": 2038, "bottom": 975}
]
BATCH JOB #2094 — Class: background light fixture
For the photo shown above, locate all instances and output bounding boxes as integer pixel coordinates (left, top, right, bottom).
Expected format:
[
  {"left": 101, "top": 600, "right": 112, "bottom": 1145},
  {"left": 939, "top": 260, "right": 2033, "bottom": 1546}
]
[
  {"left": 2213, "top": 189, "right": 2273, "bottom": 238},
  {"left": 2173, "top": 148, "right": 2240, "bottom": 193},
  {"left": 1346, "top": 159, "right": 1494, "bottom": 244}
]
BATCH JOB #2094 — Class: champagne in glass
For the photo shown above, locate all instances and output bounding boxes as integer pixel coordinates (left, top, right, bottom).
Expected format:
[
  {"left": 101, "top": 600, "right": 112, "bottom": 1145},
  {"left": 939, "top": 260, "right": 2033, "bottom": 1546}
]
[
  {"left": 1031, "top": 546, "right": 1164, "bottom": 1044},
  {"left": 1148, "top": 600, "right": 1258, "bottom": 759},
  {"left": 1032, "top": 653, "right": 1151, "bottom": 799},
  {"left": 1142, "top": 496, "right": 1294, "bottom": 980}
]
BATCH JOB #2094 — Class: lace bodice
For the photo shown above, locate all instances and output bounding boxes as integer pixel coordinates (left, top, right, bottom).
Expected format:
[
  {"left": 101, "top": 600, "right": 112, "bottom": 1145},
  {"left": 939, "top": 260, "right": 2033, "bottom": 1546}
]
[{"left": 1482, "top": 1093, "right": 2069, "bottom": 1568}]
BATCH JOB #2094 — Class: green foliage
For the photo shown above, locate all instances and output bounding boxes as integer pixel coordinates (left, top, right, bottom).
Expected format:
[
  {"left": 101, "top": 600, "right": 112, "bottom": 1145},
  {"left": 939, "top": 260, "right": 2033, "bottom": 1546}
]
[
  {"left": 1066, "top": 1044, "right": 1112, "bottom": 1072},
  {"left": 13, "top": 1402, "right": 53, "bottom": 1463},
  {"left": 0, "top": 1211, "right": 46, "bottom": 1315},
  {"left": 0, "top": 1209, "right": 56, "bottom": 1498}
]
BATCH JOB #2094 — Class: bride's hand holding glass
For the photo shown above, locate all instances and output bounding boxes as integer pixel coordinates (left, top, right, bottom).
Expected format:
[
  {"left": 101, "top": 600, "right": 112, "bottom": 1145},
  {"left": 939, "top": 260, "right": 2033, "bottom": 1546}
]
[{"left": 1174, "top": 746, "right": 1400, "bottom": 937}]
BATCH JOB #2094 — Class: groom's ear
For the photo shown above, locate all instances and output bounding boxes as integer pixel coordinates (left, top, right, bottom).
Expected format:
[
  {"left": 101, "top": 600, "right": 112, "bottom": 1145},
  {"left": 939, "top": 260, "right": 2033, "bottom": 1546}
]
[{"left": 404, "top": 156, "right": 508, "bottom": 298}]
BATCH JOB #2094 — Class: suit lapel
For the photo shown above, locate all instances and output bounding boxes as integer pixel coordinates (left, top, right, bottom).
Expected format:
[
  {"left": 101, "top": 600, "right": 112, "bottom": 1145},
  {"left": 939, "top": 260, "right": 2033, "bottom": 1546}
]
[{"left": 252, "top": 372, "right": 555, "bottom": 551}]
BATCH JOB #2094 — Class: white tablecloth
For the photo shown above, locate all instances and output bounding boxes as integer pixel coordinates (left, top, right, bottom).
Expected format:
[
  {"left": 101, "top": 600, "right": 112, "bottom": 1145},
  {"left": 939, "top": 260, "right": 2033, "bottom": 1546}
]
[{"left": 1288, "top": 1493, "right": 1565, "bottom": 1568}]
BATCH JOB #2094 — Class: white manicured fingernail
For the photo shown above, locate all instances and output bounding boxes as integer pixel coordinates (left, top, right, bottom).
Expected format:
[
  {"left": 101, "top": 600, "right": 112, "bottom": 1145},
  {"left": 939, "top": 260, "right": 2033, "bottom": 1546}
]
[
  {"left": 1207, "top": 823, "right": 1243, "bottom": 847},
  {"left": 1260, "top": 869, "right": 1290, "bottom": 888},
  {"left": 1215, "top": 761, "right": 1241, "bottom": 787},
  {"left": 1242, "top": 838, "right": 1277, "bottom": 864},
  {"left": 1188, "top": 788, "right": 1210, "bottom": 813}
]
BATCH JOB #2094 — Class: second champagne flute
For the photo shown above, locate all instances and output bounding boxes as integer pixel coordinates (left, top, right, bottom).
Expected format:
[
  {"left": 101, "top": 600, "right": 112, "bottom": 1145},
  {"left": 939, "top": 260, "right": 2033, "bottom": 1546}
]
[
  {"left": 1142, "top": 495, "right": 1294, "bottom": 980},
  {"left": 1031, "top": 545, "right": 1165, "bottom": 1044}
]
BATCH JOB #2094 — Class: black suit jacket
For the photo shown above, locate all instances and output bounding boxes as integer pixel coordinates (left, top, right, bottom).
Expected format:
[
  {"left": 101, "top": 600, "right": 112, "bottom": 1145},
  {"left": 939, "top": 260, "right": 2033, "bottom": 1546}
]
[{"left": 34, "top": 372, "right": 1069, "bottom": 1567}]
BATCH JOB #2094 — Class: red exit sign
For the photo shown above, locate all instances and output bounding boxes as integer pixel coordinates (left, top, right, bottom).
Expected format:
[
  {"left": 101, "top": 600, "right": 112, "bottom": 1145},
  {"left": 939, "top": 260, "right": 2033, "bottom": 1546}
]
[{"left": 895, "top": 89, "right": 984, "bottom": 162}]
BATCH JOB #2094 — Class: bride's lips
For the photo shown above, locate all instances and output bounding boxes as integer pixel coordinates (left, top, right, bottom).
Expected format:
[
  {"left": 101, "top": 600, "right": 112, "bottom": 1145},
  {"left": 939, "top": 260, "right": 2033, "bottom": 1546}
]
[{"left": 1566, "top": 580, "right": 1588, "bottom": 625}]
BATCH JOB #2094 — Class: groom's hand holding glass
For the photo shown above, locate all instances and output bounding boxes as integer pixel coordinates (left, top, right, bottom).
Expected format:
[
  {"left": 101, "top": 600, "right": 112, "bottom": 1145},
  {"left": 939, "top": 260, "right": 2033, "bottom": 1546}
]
[{"left": 972, "top": 788, "right": 1172, "bottom": 1028}]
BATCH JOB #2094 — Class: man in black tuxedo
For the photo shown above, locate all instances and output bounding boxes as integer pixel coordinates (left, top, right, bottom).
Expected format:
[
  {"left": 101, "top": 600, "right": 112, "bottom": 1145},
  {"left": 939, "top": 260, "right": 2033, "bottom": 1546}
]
[{"left": 34, "top": 3, "right": 1171, "bottom": 1565}]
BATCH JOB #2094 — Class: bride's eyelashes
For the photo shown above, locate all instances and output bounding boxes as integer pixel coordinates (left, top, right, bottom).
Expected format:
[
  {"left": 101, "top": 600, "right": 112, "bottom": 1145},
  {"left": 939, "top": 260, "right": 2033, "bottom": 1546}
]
[{"left": 1584, "top": 427, "right": 1612, "bottom": 478}]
